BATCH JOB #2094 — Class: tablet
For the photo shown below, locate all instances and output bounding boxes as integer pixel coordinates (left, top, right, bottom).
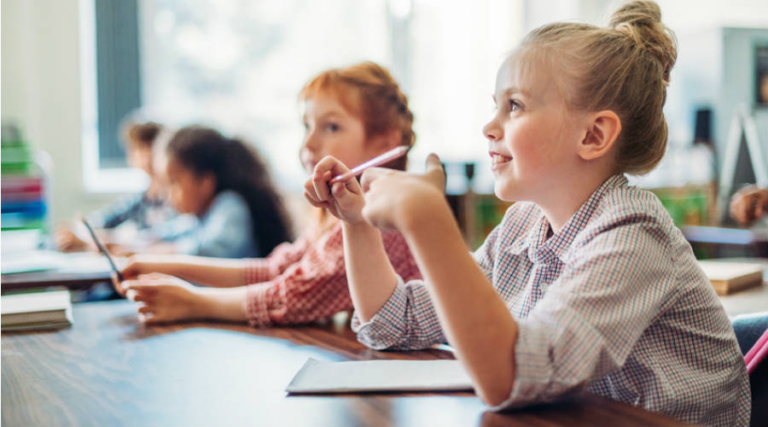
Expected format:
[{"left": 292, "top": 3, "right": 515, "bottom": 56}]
[{"left": 81, "top": 219, "right": 124, "bottom": 281}]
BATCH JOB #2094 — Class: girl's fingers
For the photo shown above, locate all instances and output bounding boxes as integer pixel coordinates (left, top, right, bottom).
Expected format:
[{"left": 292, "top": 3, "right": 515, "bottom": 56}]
[
  {"left": 341, "top": 175, "right": 363, "bottom": 195},
  {"left": 137, "top": 273, "right": 173, "bottom": 282},
  {"left": 332, "top": 181, "right": 361, "bottom": 201},
  {"left": 142, "top": 315, "right": 163, "bottom": 325},
  {"left": 303, "top": 184, "right": 321, "bottom": 204},
  {"left": 314, "top": 156, "right": 348, "bottom": 200},
  {"left": 331, "top": 181, "right": 346, "bottom": 197},
  {"left": 132, "top": 291, "right": 155, "bottom": 304},
  {"left": 122, "top": 281, "right": 158, "bottom": 293},
  {"left": 303, "top": 191, "right": 328, "bottom": 209},
  {"left": 360, "top": 167, "right": 390, "bottom": 192},
  {"left": 304, "top": 180, "right": 322, "bottom": 202},
  {"left": 331, "top": 182, "right": 360, "bottom": 212},
  {"left": 424, "top": 153, "right": 446, "bottom": 190},
  {"left": 313, "top": 171, "right": 334, "bottom": 202},
  {"left": 137, "top": 304, "right": 154, "bottom": 315}
]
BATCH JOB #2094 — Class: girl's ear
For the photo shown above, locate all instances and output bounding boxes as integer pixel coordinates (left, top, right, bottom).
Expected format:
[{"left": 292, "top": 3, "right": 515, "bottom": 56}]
[
  {"left": 199, "top": 172, "right": 217, "bottom": 197},
  {"left": 578, "top": 110, "right": 622, "bottom": 161}
]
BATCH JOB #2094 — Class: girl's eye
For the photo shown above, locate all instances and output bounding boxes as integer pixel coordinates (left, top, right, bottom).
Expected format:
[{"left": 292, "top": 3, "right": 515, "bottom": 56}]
[
  {"left": 509, "top": 99, "right": 522, "bottom": 112},
  {"left": 325, "top": 123, "right": 340, "bottom": 132}
]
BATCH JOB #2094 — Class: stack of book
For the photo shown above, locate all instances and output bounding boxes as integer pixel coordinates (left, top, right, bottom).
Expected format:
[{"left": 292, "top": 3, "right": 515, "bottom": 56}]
[
  {"left": 698, "top": 260, "right": 765, "bottom": 295},
  {"left": 1, "top": 290, "right": 73, "bottom": 331},
  {"left": 1, "top": 124, "right": 47, "bottom": 231}
]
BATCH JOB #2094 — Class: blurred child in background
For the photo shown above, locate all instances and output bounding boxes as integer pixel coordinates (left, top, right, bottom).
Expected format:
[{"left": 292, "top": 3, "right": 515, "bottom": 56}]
[
  {"left": 56, "top": 117, "right": 174, "bottom": 252},
  {"left": 138, "top": 125, "right": 293, "bottom": 259}
]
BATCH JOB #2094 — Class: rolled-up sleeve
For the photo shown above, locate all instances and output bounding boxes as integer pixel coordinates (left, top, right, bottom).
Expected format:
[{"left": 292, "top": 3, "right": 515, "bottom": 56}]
[
  {"left": 351, "top": 275, "right": 445, "bottom": 350},
  {"left": 352, "top": 223, "right": 500, "bottom": 351},
  {"left": 242, "top": 239, "right": 310, "bottom": 285},
  {"left": 242, "top": 224, "right": 350, "bottom": 327},
  {"left": 492, "top": 218, "right": 677, "bottom": 410}
]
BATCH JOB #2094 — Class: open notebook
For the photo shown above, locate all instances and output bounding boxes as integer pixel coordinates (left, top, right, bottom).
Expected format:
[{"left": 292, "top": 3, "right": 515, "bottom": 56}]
[
  {"left": 1, "top": 290, "right": 73, "bottom": 331},
  {"left": 286, "top": 358, "right": 473, "bottom": 394}
]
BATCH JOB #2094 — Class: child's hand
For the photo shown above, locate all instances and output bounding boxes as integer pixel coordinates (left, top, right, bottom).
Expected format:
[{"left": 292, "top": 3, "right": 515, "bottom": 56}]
[
  {"left": 361, "top": 154, "right": 446, "bottom": 231},
  {"left": 122, "top": 273, "right": 203, "bottom": 324},
  {"left": 304, "top": 156, "right": 367, "bottom": 224},
  {"left": 110, "top": 272, "right": 128, "bottom": 298},
  {"left": 730, "top": 185, "right": 768, "bottom": 226},
  {"left": 119, "top": 254, "right": 151, "bottom": 280}
]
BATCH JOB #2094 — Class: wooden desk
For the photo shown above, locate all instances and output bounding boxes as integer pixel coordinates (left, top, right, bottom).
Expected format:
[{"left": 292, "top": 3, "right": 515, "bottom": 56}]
[{"left": 1, "top": 300, "right": 690, "bottom": 427}]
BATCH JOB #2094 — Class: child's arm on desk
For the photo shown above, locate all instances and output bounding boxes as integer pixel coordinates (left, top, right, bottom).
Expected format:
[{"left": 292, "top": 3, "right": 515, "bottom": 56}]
[
  {"left": 119, "top": 273, "right": 248, "bottom": 324},
  {"left": 121, "top": 254, "right": 248, "bottom": 288},
  {"left": 361, "top": 155, "right": 519, "bottom": 407}
]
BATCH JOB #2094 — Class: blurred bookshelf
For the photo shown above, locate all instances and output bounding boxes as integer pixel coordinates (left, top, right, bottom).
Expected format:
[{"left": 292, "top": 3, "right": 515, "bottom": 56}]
[{"left": 1, "top": 124, "right": 52, "bottom": 238}]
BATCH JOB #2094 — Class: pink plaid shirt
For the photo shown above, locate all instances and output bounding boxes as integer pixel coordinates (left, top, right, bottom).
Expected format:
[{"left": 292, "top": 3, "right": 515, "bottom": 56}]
[
  {"left": 352, "top": 175, "right": 750, "bottom": 427},
  {"left": 242, "top": 220, "right": 421, "bottom": 327}
]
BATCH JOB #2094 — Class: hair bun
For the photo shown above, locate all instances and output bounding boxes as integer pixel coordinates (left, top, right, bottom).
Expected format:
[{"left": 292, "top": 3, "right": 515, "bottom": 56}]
[{"left": 609, "top": 1, "right": 677, "bottom": 85}]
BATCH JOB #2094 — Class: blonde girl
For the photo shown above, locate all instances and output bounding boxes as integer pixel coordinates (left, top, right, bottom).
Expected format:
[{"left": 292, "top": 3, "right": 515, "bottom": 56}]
[{"left": 305, "top": 3, "right": 749, "bottom": 426}]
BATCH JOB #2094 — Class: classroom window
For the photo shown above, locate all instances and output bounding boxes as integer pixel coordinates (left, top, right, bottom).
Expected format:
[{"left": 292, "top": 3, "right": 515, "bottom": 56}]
[
  {"left": 81, "top": 0, "right": 524, "bottom": 192},
  {"left": 135, "top": 0, "right": 393, "bottom": 189},
  {"left": 80, "top": 0, "right": 148, "bottom": 192}
]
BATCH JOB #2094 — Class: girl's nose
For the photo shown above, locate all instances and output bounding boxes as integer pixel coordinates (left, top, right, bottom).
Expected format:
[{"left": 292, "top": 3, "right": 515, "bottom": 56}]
[
  {"left": 483, "top": 119, "right": 502, "bottom": 142},
  {"left": 302, "top": 130, "right": 319, "bottom": 151}
]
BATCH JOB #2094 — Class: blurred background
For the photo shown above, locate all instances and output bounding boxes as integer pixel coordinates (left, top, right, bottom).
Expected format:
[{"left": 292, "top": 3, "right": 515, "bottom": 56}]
[{"left": 2, "top": 0, "right": 767, "bottom": 253}]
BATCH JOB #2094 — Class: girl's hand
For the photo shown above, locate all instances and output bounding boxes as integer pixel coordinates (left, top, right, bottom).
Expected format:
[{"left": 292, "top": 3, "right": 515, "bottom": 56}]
[
  {"left": 304, "top": 156, "right": 367, "bottom": 224},
  {"left": 112, "top": 254, "right": 158, "bottom": 296},
  {"left": 122, "top": 273, "right": 204, "bottom": 324},
  {"left": 361, "top": 154, "right": 446, "bottom": 232},
  {"left": 119, "top": 254, "right": 153, "bottom": 280},
  {"left": 730, "top": 185, "right": 768, "bottom": 226}
]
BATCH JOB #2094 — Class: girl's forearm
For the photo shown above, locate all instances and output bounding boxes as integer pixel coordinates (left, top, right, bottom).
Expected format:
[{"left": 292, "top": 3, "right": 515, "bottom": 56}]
[
  {"left": 138, "top": 255, "right": 249, "bottom": 288},
  {"left": 197, "top": 286, "right": 249, "bottom": 322},
  {"left": 341, "top": 222, "right": 399, "bottom": 322},
  {"left": 401, "top": 196, "right": 518, "bottom": 407}
]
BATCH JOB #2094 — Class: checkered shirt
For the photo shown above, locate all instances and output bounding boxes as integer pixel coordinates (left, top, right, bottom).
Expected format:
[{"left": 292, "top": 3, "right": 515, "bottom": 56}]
[
  {"left": 242, "top": 220, "right": 421, "bottom": 327},
  {"left": 352, "top": 174, "right": 750, "bottom": 427}
]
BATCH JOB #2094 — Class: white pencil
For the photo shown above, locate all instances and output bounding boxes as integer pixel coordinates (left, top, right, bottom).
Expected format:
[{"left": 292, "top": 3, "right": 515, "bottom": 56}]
[{"left": 329, "top": 146, "right": 409, "bottom": 184}]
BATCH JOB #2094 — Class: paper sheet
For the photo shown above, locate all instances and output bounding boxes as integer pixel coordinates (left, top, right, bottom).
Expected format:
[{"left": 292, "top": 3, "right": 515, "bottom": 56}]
[{"left": 286, "top": 358, "right": 473, "bottom": 394}]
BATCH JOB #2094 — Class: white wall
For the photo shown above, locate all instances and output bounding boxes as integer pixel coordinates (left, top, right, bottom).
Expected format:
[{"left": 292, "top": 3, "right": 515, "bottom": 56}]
[{"left": 2, "top": 0, "right": 116, "bottom": 226}]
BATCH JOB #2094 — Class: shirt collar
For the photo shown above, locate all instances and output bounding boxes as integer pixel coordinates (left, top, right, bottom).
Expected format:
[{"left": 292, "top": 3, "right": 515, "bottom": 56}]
[{"left": 506, "top": 174, "right": 628, "bottom": 262}]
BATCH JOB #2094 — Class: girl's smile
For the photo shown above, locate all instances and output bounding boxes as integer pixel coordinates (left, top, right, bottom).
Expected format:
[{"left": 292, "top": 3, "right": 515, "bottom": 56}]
[{"left": 489, "top": 151, "right": 513, "bottom": 170}]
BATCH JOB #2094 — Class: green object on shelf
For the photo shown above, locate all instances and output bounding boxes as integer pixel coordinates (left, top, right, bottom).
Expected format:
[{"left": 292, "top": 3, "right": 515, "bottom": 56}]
[
  {"left": 472, "top": 195, "right": 513, "bottom": 249},
  {"left": 1, "top": 132, "right": 34, "bottom": 175},
  {"left": 652, "top": 188, "right": 709, "bottom": 227}
]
